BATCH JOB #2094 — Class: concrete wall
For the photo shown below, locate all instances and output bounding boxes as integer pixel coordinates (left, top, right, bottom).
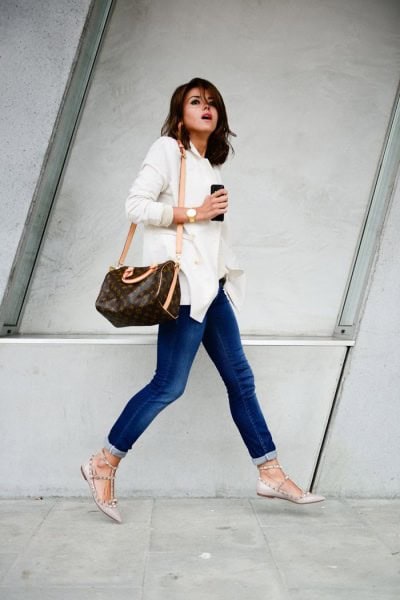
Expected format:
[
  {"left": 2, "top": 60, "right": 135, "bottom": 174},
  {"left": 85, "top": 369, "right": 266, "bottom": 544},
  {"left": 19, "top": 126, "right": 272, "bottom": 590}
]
[
  {"left": 18, "top": 0, "right": 400, "bottom": 336},
  {"left": 0, "top": 340, "right": 346, "bottom": 497},
  {"left": 0, "top": 0, "right": 91, "bottom": 305},
  {"left": 1, "top": 0, "right": 400, "bottom": 498},
  {"left": 317, "top": 170, "right": 400, "bottom": 497}
]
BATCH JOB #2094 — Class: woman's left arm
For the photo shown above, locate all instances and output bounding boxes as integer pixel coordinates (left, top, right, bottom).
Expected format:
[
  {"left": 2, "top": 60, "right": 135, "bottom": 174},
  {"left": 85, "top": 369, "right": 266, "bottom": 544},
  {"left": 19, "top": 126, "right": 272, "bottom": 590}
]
[{"left": 170, "top": 187, "right": 229, "bottom": 224}]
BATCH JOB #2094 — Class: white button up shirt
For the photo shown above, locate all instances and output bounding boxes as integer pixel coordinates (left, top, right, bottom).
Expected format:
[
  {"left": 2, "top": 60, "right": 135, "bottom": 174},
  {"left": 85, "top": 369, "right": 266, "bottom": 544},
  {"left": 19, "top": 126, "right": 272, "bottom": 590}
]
[{"left": 125, "top": 136, "right": 245, "bottom": 322}]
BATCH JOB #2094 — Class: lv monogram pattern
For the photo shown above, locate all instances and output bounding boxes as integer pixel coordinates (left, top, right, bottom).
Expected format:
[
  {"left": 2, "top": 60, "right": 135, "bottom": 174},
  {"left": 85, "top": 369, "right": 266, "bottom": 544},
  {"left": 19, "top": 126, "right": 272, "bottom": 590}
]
[{"left": 96, "top": 261, "right": 181, "bottom": 327}]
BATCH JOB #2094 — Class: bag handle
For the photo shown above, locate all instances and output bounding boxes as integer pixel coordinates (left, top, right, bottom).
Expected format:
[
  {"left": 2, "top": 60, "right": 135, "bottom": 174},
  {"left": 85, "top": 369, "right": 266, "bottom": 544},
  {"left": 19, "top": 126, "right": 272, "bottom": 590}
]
[{"left": 117, "top": 139, "right": 186, "bottom": 267}]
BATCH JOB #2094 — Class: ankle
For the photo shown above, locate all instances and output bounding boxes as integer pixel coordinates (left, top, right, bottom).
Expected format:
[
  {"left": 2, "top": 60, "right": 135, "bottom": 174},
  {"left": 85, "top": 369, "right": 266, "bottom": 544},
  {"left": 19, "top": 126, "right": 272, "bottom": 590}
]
[
  {"left": 258, "top": 459, "right": 284, "bottom": 480},
  {"left": 102, "top": 448, "right": 121, "bottom": 468},
  {"left": 259, "top": 458, "right": 279, "bottom": 467},
  {"left": 93, "top": 449, "right": 120, "bottom": 470},
  {"left": 258, "top": 458, "right": 280, "bottom": 472}
]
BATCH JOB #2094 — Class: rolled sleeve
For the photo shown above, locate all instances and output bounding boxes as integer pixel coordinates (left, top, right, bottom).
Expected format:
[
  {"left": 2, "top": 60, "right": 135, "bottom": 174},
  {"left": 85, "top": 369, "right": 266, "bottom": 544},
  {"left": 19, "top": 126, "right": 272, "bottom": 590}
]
[
  {"left": 125, "top": 137, "right": 177, "bottom": 227},
  {"left": 160, "top": 204, "right": 174, "bottom": 227}
]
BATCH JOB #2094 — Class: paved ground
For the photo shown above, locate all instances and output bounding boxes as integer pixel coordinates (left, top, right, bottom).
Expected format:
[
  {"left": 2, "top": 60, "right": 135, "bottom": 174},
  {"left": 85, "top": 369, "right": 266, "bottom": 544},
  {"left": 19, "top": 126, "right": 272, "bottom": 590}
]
[{"left": 0, "top": 497, "right": 399, "bottom": 599}]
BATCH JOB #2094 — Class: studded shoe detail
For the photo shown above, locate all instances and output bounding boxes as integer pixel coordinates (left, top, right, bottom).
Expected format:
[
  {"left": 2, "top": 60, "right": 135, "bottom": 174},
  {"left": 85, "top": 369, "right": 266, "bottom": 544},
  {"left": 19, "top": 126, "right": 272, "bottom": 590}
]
[
  {"left": 81, "top": 449, "right": 122, "bottom": 523},
  {"left": 257, "top": 464, "right": 325, "bottom": 504}
]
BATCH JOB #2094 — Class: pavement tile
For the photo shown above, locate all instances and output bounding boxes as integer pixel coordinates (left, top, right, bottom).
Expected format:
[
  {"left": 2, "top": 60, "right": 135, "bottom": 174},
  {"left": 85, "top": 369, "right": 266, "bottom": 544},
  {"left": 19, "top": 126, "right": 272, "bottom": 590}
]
[
  {"left": 0, "top": 554, "right": 19, "bottom": 582},
  {"left": 0, "top": 498, "right": 56, "bottom": 581},
  {"left": 143, "top": 550, "right": 288, "bottom": 600},
  {"left": 149, "top": 497, "right": 266, "bottom": 552},
  {"left": 1, "top": 498, "right": 153, "bottom": 587},
  {"left": 0, "top": 498, "right": 56, "bottom": 553},
  {"left": 261, "top": 524, "right": 400, "bottom": 591},
  {"left": 347, "top": 499, "right": 400, "bottom": 554},
  {"left": 1, "top": 498, "right": 399, "bottom": 599},
  {"left": 250, "top": 497, "right": 363, "bottom": 529},
  {"left": 142, "top": 498, "right": 288, "bottom": 599},
  {"left": 288, "top": 587, "right": 400, "bottom": 600},
  {"left": 0, "top": 587, "right": 141, "bottom": 599}
]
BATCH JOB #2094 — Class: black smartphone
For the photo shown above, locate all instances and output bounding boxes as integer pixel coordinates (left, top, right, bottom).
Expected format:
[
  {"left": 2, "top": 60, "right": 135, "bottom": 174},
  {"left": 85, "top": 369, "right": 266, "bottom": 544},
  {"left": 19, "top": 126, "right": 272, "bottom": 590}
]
[{"left": 210, "top": 184, "right": 225, "bottom": 222}]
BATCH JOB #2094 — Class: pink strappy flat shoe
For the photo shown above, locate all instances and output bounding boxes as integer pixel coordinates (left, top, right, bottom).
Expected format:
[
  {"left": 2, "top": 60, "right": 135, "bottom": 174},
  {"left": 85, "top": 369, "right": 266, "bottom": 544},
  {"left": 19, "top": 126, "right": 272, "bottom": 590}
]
[
  {"left": 81, "top": 449, "right": 122, "bottom": 523},
  {"left": 257, "top": 464, "right": 325, "bottom": 504}
]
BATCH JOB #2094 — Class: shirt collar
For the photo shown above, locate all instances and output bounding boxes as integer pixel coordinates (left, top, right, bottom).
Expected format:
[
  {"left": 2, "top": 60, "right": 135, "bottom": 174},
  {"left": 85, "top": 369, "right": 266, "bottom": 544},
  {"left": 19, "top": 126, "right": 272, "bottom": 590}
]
[{"left": 189, "top": 141, "right": 205, "bottom": 159}]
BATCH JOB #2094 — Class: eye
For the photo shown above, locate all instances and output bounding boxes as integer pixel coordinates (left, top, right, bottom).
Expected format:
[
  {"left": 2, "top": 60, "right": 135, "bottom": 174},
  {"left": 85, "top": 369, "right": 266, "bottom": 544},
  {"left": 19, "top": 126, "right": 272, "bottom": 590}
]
[{"left": 190, "top": 99, "right": 200, "bottom": 105}]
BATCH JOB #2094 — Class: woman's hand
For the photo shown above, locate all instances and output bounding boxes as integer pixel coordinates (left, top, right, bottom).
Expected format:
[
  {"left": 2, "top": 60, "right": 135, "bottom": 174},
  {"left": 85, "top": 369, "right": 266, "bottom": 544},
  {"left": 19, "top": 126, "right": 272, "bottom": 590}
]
[
  {"left": 197, "top": 188, "right": 228, "bottom": 221},
  {"left": 171, "top": 188, "right": 228, "bottom": 224}
]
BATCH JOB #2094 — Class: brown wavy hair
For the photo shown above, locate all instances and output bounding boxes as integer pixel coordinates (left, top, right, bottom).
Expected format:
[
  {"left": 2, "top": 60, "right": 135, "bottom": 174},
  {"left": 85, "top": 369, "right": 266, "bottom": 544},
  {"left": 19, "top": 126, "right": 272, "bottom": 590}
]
[{"left": 161, "top": 77, "right": 236, "bottom": 165}]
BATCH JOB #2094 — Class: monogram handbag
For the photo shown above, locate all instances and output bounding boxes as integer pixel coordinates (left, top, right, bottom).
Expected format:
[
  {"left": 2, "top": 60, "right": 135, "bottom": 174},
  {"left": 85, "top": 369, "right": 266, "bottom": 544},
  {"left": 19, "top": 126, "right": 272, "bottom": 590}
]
[{"left": 95, "top": 140, "right": 186, "bottom": 327}]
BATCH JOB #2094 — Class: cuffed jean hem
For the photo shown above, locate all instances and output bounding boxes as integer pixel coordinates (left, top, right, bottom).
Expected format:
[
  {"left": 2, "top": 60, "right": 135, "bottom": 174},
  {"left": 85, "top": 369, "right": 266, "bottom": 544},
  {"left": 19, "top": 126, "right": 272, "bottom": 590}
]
[
  {"left": 103, "top": 438, "right": 127, "bottom": 459},
  {"left": 252, "top": 450, "right": 278, "bottom": 466}
]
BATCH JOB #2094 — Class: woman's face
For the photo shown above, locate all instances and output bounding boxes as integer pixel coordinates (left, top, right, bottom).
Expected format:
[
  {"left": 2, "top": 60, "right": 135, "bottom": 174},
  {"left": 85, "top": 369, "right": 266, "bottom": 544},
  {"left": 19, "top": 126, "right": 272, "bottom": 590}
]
[{"left": 182, "top": 87, "right": 218, "bottom": 138}]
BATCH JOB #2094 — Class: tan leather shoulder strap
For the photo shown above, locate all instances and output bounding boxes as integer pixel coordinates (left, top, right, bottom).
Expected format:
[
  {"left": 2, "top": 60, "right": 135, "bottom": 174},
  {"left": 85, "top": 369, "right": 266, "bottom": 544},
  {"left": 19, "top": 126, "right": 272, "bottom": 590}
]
[
  {"left": 117, "top": 139, "right": 186, "bottom": 267},
  {"left": 118, "top": 222, "right": 137, "bottom": 267},
  {"left": 175, "top": 140, "right": 186, "bottom": 261}
]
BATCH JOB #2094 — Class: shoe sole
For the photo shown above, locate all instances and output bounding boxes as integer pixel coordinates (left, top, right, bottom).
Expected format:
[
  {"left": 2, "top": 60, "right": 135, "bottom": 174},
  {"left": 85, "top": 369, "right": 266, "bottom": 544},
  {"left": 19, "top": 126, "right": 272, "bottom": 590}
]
[
  {"left": 256, "top": 492, "right": 276, "bottom": 499},
  {"left": 256, "top": 491, "right": 325, "bottom": 504}
]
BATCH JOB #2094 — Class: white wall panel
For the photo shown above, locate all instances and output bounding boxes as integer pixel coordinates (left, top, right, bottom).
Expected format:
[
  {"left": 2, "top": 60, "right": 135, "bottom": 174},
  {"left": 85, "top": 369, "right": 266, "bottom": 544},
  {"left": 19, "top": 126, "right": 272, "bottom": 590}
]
[
  {"left": 0, "top": 342, "right": 345, "bottom": 497},
  {"left": 19, "top": 0, "right": 400, "bottom": 335},
  {"left": 316, "top": 171, "right": 400, "bottom": 498}
]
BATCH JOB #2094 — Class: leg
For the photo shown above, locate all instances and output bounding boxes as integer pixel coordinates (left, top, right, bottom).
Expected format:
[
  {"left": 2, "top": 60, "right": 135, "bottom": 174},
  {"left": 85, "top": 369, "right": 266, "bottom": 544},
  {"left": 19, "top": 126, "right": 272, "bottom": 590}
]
[
  {"left": 106, "top": 306, "right": 205, "bottom": 454},
  {"left": 85, "top": 306, "right": 206, "bottom": 512},
  {"left": 202, "top": 285, "right": 276, "bottom": 463},
  {"left": 202, "top": 286, "right": 309, "bottom": 499}
]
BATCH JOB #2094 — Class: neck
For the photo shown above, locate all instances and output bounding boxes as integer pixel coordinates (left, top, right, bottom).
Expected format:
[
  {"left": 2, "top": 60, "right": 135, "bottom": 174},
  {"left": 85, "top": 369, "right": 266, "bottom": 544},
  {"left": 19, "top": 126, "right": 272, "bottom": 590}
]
[{"left": 189, "top": 133, "right": 208, "bottom": 157}]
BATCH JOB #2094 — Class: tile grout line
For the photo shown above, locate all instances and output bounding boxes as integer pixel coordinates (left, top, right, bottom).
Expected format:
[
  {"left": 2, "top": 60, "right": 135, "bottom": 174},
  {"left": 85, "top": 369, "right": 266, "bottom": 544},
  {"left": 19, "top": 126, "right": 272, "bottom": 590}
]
[
  {"left": 248, "top": 499, "right": 291, "bottom": 598},
  {"left": 0, "top": 498, "right": 60, "bottom": 586}
]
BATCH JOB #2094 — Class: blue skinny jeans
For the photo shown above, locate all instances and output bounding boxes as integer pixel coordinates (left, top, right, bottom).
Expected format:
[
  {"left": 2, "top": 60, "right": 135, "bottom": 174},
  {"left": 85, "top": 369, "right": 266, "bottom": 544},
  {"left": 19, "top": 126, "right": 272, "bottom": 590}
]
[{"left": 105, "top": 282, "right": 277, "bottom": 465}]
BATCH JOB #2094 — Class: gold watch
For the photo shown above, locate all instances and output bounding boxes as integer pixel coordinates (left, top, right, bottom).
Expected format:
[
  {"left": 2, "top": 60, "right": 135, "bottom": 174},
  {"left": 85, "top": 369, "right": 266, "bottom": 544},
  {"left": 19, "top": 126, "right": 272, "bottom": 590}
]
[{"left": 186, "top": 208, "right": 197, "bottom": 223}]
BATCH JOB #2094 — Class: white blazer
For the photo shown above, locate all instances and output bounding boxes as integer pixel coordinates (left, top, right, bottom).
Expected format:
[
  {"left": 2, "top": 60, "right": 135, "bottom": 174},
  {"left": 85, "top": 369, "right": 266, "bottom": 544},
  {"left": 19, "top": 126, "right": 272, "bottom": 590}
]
[{"left": 125, "top": 136, "right": 245, "bottom": 323}]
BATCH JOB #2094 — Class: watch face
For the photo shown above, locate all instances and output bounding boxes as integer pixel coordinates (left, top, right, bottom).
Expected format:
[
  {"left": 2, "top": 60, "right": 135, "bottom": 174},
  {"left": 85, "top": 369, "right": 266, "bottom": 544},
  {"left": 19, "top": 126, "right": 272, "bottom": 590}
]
[{"left": 187, "top": 208, "right": 196, "bottom": 217}]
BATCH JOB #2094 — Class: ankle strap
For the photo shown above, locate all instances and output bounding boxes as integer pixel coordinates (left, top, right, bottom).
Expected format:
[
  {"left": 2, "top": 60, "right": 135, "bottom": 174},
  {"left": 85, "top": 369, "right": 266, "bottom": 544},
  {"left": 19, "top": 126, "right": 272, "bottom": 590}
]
[
  {"left": 259, "top": 464, "right": 283, "bottom": 471},
  {"left": 101, "top": 449, "right": 118, "bottom": 470}
]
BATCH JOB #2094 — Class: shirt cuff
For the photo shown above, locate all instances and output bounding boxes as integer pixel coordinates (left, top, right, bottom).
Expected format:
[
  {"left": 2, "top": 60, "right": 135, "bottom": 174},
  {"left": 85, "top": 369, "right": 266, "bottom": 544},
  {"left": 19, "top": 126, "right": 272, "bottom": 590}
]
[{"left": 160, "top": 204, "right": 174, "bottom": 227}]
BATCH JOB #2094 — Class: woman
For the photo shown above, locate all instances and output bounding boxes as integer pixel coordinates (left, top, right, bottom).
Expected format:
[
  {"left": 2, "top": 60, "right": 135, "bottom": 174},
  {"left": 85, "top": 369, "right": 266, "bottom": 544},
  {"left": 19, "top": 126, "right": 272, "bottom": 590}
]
[{"left": 81, "top": 77, "right": 325, "bottom": 523}]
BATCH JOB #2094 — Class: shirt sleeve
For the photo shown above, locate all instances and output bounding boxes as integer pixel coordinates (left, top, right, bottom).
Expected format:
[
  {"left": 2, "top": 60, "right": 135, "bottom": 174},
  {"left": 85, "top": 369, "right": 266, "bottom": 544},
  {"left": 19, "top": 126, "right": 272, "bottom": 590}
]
[{"left": 125, "top": 138, "right": 175, "bottom": 226}]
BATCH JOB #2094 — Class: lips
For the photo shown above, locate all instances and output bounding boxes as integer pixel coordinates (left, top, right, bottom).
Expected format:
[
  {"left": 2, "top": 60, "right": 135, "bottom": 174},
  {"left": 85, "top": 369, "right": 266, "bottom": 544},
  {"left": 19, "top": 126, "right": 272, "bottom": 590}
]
[{"left": 201, "top": 113, "right": 212, "bottom": 120}]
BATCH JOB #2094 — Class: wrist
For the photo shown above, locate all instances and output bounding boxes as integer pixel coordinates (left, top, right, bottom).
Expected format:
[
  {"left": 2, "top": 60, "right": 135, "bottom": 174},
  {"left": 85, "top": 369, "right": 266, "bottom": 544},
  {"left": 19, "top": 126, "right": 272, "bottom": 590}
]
[
  {"left": 195, "top": 207, "right": 207, "bottom": 221},
  {"left": 185, "top": 207, "right": 197, "bottom": 223}
]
